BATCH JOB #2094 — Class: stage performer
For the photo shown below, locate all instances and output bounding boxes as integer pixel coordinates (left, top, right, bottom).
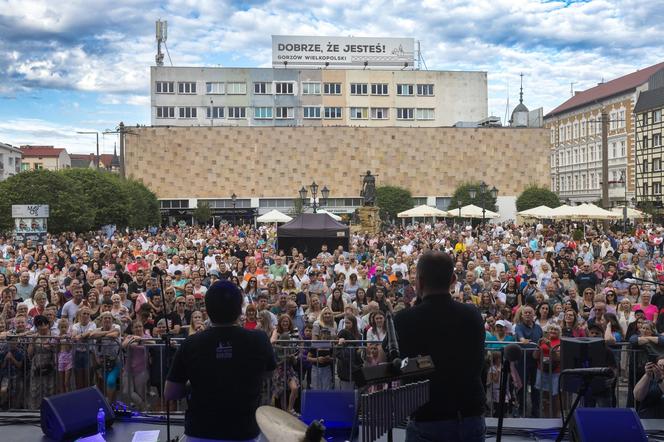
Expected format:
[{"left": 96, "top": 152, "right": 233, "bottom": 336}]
[
  {"left": 394, "top": 251, "right": 486, "bottom": 442},
  {"left": 165, "top": 280, "right": 276, "bottom": 441}
]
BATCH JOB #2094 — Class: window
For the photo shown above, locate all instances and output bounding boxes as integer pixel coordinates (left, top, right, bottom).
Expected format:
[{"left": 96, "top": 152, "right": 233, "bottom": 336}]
[
  {"left": 643, "top": 182, "right": 649, "bottom": 197},
  {"left": 371, "top": 83, "right": 388, "bottom": 95},
  {"left": 581, "top": 121, "right": 586, "bottom": 136},
  {"left": 417, "top": 84, "right": 434, "bottom": 96},
  {"left": 654, "top": 110, "right": 662, "bottom": 123},
  {"left": 34, "top": 163, "right": 43, "bottom": 170},
  {"left": 397, "top": 84, "right": 414, "bottom": 96},
  {"left": 371, "top": 108, "right": 388, "bottom": 119},
  {"left": 275, "top": 107, "right": 294, "bottom": 119},
  {"left": 350, "top": 107, "right": 368, "bottom": 119},
  {"left": 396, "top": 108, "right": 414, "bottom": 120},
  {"left": 156, "top": 106, "right": 175, "bottom": 118},
  {"left": 156, "top": 81, "right": 174, "bottom": 93},
  {"left": 589, "top": 146, "right": 594, "bottom": 161},
  {"left": 619, "top": 110, "right": 625, "bottom": 128},
  {"left": 254, "top": 82, "right": 270, "bottom": 94},
  {"left": 643, "top": 136, "right": 649, "bottom": 148},
  {"left": 654, "top": 134, "right": 662, "bottom": 147},
  {"left": 179, "top": 107, "right": 197, "bottom": 118},
  {"left": 324, "top": 83, "right": 341, "bottom": 95},
  {"left": 254, "top": 107, "right": 273, "bottom": 119},
  {"left": 302, "top": 82, "right": 320, "bottom": 95},
  {"left": 228, "top": 107, "right": 246, "bottom": 119},
  {"left": 303, "top": 107, "right": 321, "bottom": 119},
  {"left": 178, "top": 82, "right": 196, "bottom": 94},
  {"left": 350, "top": 83, "right": 368, "bottom": 95},
  {"left": 643, "top": 159, "right": 649, "bottom": 172},
  {"left": 275, "top": 82, "right": 294, "bottom": 95},
  {"left": 573, "top": 122, "right": 578, "bottom": 139},
  {"left": 654, "top": 158, "right": 662, "bottom": 172},
  {"left": 654, "top": 182, "right": 662, "bottom": 195},
  {"left": 207, "top": 107, "right": 224, "bottom": 119},
  {"left": 611, "top": 142, "right": 616, "bottom": 158},
  {"left": 206, "top": 82, "right": 224, "bottom": 94},
  {"left": 226, "top": 82, "right": 247, "bottom": 95},
  {"left": 324, "top": 107, "right": 342, "bottom": 119},
  {"left": 590, "top": 173, "right": 595, "bottom": 189},
  {"left": 416, "top": 108, "right": 435, "bottom": 120}
]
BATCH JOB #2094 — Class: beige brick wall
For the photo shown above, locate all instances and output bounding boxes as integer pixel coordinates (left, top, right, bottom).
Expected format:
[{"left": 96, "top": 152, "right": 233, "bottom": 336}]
[{"left": 125, "top": 126, "right": 549, "bottom": 199}]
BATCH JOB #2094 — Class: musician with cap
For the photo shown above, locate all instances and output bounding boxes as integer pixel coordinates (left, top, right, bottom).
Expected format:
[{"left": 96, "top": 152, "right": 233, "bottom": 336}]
[
  {"left": 165, "top": 280, "right": 276, "bottom": 441},
  {"left": 394, "top": 251, "right": 486, "bottom": 442}
]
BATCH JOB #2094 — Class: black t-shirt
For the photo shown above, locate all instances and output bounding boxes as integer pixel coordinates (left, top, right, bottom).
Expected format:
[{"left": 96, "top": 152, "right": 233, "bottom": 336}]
[{"left": 167, "top": 326, "right": 276, "bottom": 440}]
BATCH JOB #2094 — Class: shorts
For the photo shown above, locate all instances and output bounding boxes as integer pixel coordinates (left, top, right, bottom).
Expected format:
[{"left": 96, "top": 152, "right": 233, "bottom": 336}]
[
  {"left": 74, "top": 351, "right": 91, "bottom": 370},
  {"left": 58, "top": 351, "right": 73, "bottom": 372},
  {"left": 535, "top": 370, "right": 560, "bottom": 394}
]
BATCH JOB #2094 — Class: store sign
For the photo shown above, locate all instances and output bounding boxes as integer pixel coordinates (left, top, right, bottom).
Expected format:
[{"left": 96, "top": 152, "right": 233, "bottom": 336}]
[
  {"left": 272, "top": 35, "right": 415, "bottom": 68},
  {"left": 12, "top": 204, "right": 48, "bottom": 243}
]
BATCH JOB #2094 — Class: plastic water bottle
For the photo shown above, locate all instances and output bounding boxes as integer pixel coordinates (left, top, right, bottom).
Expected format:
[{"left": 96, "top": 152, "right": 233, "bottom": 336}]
[{"left": 97, "top": 407, "right": 106, "bottom": 436}]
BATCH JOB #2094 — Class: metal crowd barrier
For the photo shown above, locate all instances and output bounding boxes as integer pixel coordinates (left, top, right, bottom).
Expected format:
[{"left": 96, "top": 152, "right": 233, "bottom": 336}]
[{"left": 0, "top": 336, "right": 652, "bottom": 419}]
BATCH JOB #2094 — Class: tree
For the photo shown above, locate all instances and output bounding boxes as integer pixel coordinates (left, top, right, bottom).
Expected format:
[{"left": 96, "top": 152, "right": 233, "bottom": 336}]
[
  {"left": 289, "top": 197, "right": 304, "bottom": 217},
  {"left": 376, "top": 186, "right": 412, "bottom": 221},
  {"left": 0, "top": 170, "right": 96, "bottom": 233},
  {"left": 123, "top": 179, "right": 160, "bottom": 229},
  {"left": 193, "top": 201, "right": 212, "bottom": 225},
  {"left": 516, "top": 185, "right": 561, "bottom": 212},
  {"left": 448, "top": 182, "right": 497, "bottom": 214}
]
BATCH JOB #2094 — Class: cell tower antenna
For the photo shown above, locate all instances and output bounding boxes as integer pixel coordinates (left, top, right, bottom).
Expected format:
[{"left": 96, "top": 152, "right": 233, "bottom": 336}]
[{"left": 155, "top": 19, "right": 167, "bottom": 66}]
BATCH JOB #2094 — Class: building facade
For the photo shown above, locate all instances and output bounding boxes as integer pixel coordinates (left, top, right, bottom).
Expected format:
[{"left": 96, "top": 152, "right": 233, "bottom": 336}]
[
  {"left": 634, "top": 87, "right": 664, "bottom": 209},
  {"left": 0, "top": 142, "right": 22, "bottom": 180},
  {"left": 125, "top": 126, "right": 549, "bottom": 224},
  {"left": 19, "top": 146, "right": 71, "bottom": 171},
  {"left": 545, "top": 61, "right": 664, "bottom": 205},
  {"left": 150, "top": 66, "right": 487, "bottom": 128}
]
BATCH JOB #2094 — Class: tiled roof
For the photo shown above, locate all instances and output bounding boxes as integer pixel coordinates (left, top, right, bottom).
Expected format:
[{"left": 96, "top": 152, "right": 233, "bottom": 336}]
[
  {"left": 19, "top": 146, "right": 66, "bottom": 157},
  {"left": 545, "top": 61, "right": 664, "bottom": 118},
  {"left": 633, "top": 88, "right": 664, "bottom": 114}
]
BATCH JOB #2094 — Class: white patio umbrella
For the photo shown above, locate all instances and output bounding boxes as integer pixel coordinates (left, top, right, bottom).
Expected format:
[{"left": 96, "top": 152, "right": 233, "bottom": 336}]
[
  {"left": 550, "top": 203, "right": 621, "bottom": 221},
  {"left": 397, "top": 205, "right": 449, "bottom": 218},
  {"left": 610, "top": 207, "right": 646, "bottom": 219},
  {"left": 316, "top": 209, "right": 342, "bottom": 221},
  {"left": 256, "top": 209, "right": 292, "bottom": 223},
  {"left": 517, "top": 205, "right": 553, "bottom": 219},
  {"left": 457, "top": 204, "right": 500, "bottom": 219}
]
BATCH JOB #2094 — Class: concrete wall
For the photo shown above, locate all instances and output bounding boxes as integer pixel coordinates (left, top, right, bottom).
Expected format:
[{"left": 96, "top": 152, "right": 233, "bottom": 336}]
[{"left": 126, "top": 126, "right": 549, "bottom": 203}]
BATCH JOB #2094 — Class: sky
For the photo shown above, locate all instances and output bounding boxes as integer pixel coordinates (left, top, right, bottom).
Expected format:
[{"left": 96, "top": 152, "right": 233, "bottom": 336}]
[{"left": 1, "top": 0, "right": 663, "bottom": 154}]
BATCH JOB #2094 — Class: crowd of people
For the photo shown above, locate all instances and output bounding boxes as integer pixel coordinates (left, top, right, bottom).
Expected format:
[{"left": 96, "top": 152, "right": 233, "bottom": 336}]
[{"left": 1, "top": 219, "right": 664, "bottom": 418}]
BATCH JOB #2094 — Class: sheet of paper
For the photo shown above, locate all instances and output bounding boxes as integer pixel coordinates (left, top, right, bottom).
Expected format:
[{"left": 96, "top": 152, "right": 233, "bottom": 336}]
[
  {"left": 132, "top": 430, "right": 161, "bottom": 442},
  {"left": 76, "top": 434, "right": 106, "bottom": 442}
]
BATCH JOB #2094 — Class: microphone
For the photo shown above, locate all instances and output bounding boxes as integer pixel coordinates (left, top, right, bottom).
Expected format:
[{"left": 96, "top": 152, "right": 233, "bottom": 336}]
[
  {"left": 504, "top": 343, "right": 522, "bottom": 362},
  {"left": 617, "top": 271, "right": 633, "bottom": 281},
  {"left": 385, "top": 312, "right": 401, "bottom": 370},
  {"left": 561, "top": 367, "right": 614, "bottom": 378}
]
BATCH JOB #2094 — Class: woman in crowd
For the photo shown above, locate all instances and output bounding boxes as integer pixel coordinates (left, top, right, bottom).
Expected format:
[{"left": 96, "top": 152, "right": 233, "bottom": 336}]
[
  {"left": 561, "top": 309, "right": 586, "bottom": 338},
  {"left": 312, "top": 308, "right": 337, "bottom": 340},
  {"left": 28, "top": 315, "right": 57, "bottom": 408},
  {"left": 243, "top": 304, "right": 259, "bottom": 330},
  {"left": 122, "top": 321, "right": 153, "bottom": 409},
  {"left": 305, "top": 296, "right": 323, "bottom": 325},
  {"left": 365, "top": 310, "right": 387, "bottom": 342},
  {"left": 536, "top": 303, "right": 554, "bottom": 330},
  {"left": 634, "top": 290, "right": 658, "bottom": 322},
  {"left": 533, "top": 323, "right": 561, "bottom": 418},
  {"left": 188, "top": 311, "right": 205, "bottom": 335},
  {"left": 580, "top": 288, "right": 595, "bottom": 321},
  {"left": 353, "top": 287, "right": 369, "bottom": 314},
  {"left": 327, "top": 288, "right": 346, "bottom": 324},
  {"left": 92, "top": 312, "right": 121, "bottom": 402},
  {"left": 270, "top": 315, "right": 299, "bottom": 414},
  {"left": 336, "top": 314, "right": 363, "bottom": 390}
]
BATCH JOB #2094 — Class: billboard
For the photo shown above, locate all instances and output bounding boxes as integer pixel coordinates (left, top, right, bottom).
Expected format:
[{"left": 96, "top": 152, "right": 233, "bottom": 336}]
[
  {"left": 272, "top": 35, "right": 415, "bottom": 68},
  {"left": 12, "top": 205, "right": 48, "bottom": 243}
]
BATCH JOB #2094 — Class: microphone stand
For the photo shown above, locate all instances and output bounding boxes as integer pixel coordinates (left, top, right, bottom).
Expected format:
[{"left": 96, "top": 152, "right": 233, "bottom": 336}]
[
  {"left": 555, "top": 373, "right": 593, "bottom": 442},
  {"left": 495, "top": 350, "right": 510, "bottom": 442},
  {"left": 158, "top": 271, "right": 178, "bottom": 442}
]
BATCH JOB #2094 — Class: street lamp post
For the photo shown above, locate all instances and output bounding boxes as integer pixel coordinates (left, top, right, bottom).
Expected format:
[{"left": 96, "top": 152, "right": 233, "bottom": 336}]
[
  {"left": 468, "top": 181, "right": 498, "bottom": 224},
  {"left": 299, "top": 182, "right": 330, "bottom": 214},
  {"left": 76, "top": 131, "right": 100, "bottom": 169},
  {"left": 231, "top": 193, "right": 237, "bottom": 226}
]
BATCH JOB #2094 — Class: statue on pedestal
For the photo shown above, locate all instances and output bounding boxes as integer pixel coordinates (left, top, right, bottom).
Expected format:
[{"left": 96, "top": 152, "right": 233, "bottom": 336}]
[{"left": 360, "top": 170, "right": 376, "bottom": 206}]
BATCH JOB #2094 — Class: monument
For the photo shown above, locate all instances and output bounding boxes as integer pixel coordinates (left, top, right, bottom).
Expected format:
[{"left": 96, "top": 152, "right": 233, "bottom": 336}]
[{"left": 357, "top": 171, "right": 381, "bottom": 234}]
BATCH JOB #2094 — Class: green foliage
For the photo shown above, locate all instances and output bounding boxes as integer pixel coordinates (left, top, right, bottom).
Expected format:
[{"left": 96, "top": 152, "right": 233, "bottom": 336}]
[
  {"left": 290, "top": 198, "right": 304, "bottom": 217},
  {"left": 376, "top": 186, "right": 413, "bottom": 221},
  {"left": 572, "top": 228, "right": 585, "bottom": 241},
  {"left": 0, "top": 169, "right": 160, "bottom": 233},
  {"left": 193, "top": 201, "right": 212, "bottom": 225},
  {"left": 516, "top": 185, "right": 561, "bottom": 212},
  {"left": 0, "top": 170, "right": 96, "bottom": 233},
  {"left": 448, "top": 182, "right": 497, "bottom": 213}
]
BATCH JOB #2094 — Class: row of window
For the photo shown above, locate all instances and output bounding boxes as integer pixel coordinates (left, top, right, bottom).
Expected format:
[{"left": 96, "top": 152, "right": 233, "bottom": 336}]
[
  {"left": 553, "top": 140, "right": 628, "bottom": 166},
  {"left": 641, "top": 133, "right": 663, "bottom": 148},
  {"left": 641, "top": 158, "right": 663, "bottom": 173},
  {"left": 638, "top": 109, "right": 663, "bottom": 126},
  {"left": 554, "top": 168, "right": 629, "bottom": 192},
  {"left": 155, "top": 81, "right": 435, "bottom": 97},
  {"left": 550, "top": 110, "right": 627, "bottom": 144},
  {"left": 156, "top": 106, "right": 436, "bottom": 120}
]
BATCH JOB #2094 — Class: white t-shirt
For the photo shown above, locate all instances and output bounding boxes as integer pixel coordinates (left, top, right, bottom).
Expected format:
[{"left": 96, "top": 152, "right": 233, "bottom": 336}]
[{"left": 62, "top": 299, "right": 82, "bottom": 321}]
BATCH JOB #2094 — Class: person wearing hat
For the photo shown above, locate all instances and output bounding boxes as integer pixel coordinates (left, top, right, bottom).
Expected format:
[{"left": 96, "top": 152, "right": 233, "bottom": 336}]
[{"left": 165, "top": 280, "right": 276, "bottom": 441}]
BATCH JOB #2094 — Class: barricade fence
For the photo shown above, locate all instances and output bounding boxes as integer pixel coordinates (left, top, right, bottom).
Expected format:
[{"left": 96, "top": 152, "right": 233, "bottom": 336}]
[{"left": 0, "top": 336, "right": 649, "bottom": 418}]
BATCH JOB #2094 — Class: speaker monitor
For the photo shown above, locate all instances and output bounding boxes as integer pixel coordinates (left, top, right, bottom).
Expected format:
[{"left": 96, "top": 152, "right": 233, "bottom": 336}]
[
  {"left": 40, "top": 386, "right": 115, "bottom": 441},
  {"left": 560, "top": 337, "right": 609, "bottom": 393},
  {"left": 301, "top": 390, "right": 357, "bottom": 439},
  {"left": 569, "top": 408, "right": 646, "bottom": 442}
]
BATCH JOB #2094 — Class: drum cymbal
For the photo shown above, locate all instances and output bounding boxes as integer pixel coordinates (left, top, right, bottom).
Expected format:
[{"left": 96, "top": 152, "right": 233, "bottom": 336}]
[{"left": 255, "top": 406, "right": 324, "bottom": 442}]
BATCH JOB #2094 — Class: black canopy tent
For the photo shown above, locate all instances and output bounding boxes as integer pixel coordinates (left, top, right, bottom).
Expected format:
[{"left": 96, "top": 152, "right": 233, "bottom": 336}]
[{"left": 277, "top": 213, "right": 349, "bottom": 258}]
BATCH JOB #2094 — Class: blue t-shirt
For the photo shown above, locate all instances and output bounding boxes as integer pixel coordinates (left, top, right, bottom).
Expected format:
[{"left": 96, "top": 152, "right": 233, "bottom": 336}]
[{"left": 515, "top": 322, "right": 543, "bottom": 345}]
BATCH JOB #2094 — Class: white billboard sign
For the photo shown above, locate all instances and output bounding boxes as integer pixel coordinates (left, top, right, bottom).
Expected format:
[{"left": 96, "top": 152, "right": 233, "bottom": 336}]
[
  {"left": 272, "top": 35, "right": 415, "bottom": 68},
  {"left": 12, "top": 204, "right": 50, "bottom": 218}
]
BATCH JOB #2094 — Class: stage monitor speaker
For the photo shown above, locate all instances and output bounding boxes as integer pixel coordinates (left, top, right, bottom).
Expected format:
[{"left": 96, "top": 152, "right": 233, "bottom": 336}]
[
  {"left": 569, "top": 408, "right": 646, "bottom": 442},
  {"left": 40, "top": 386, "right": 115, "bottom": 441},
  {"left": 301, "top": 390, "right": 357, "bottom": 438},
  {"left": 560, "top": 337, "right": 609, "bottom": 393}
]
